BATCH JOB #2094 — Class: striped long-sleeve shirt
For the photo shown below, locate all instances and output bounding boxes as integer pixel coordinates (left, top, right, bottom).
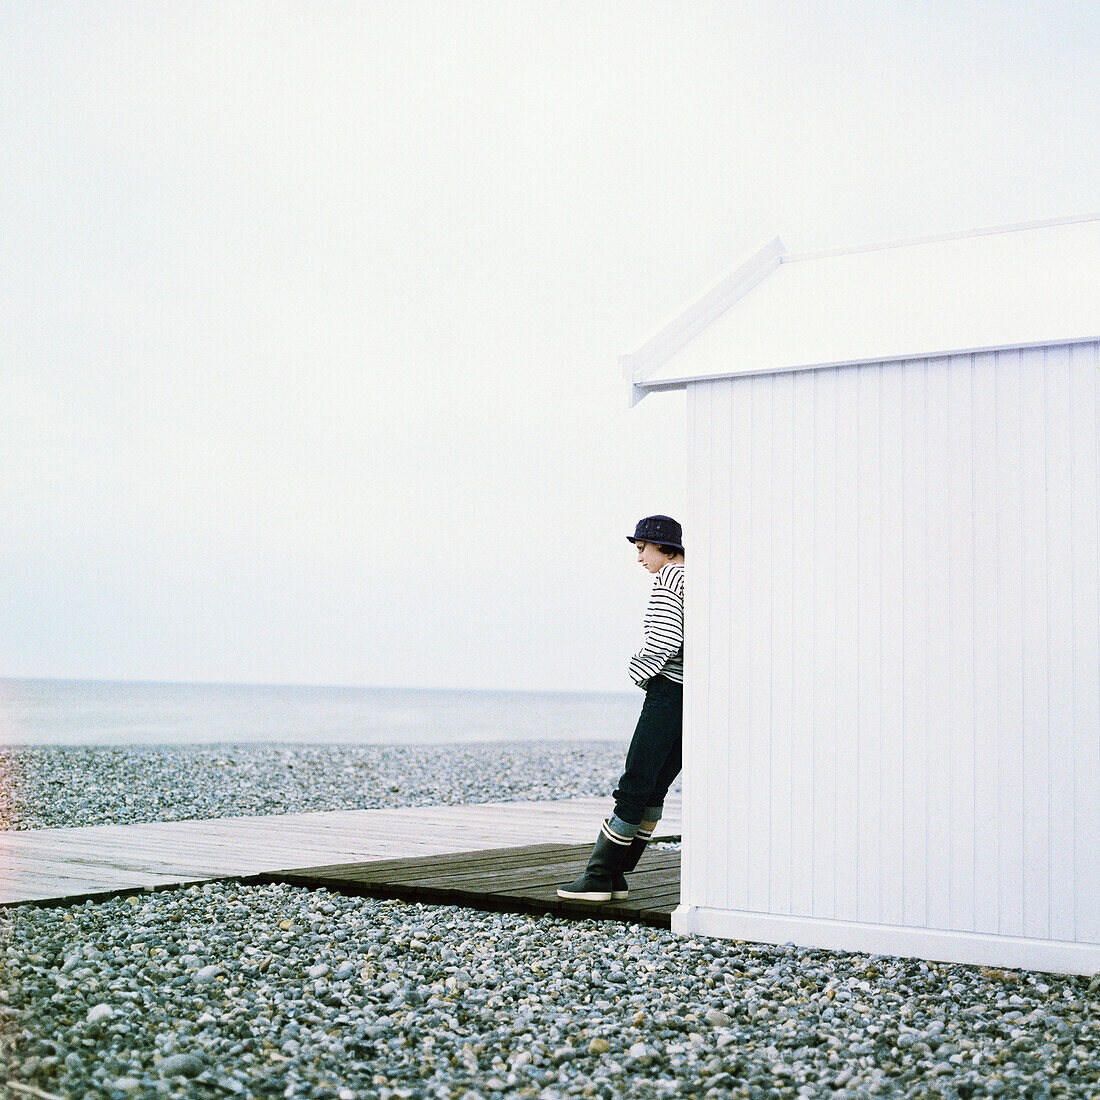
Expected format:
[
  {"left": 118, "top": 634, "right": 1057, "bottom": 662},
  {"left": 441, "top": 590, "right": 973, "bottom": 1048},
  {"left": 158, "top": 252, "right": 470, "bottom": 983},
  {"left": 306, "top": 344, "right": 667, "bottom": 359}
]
[{"left": 628, "top": 562, "right": 684, "bottom": 687}]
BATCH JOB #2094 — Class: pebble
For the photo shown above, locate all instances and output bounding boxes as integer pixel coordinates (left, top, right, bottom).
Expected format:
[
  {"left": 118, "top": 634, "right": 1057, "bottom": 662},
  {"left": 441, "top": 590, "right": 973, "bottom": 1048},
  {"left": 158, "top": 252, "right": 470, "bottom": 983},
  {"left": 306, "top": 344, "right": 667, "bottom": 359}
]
[
  {"left": 156, "top": 1052, "right": 203, "bottom": 1078},
  {"left": 193, "top": 964, "right": 220, "bottom": 984}
]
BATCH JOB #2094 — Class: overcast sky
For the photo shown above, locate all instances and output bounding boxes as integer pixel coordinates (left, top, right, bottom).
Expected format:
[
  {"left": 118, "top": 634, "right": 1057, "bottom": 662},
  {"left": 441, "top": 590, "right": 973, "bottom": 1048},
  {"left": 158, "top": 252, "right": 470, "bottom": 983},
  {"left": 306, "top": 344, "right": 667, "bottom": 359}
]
[{"left": 2, "top": 0, "right": 1097, "bottom": 693}]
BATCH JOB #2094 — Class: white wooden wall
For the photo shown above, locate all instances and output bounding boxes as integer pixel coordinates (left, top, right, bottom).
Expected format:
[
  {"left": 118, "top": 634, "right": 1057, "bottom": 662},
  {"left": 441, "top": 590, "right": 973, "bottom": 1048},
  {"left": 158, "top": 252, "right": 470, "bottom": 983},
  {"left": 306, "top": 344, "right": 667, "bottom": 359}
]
[{"left": 678, "top": 343, "right": 1100, "bottom": 975}]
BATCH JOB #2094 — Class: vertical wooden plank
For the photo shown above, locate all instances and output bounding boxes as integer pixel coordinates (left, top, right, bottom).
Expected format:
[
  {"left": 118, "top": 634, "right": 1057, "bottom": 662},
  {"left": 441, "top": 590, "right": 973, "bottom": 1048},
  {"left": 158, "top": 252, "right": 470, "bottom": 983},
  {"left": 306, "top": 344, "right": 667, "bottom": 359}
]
[
  {"left": 726, "top": 378, "right": 755, "bottom": 911},
  {"left": 878, "top": 360, "right": 907, "bottom": 926},
  {"left": 1068, "top": 342, "right": 1100, "bottom": 943},
  {"left": 789, "top": 369, "right": 817, "bottom": 918},
  {"left": 706, "top": 382, "right": 734, "bottom": 911},
  {"left": 945, "top": 354, "right": 978, "bottom": 932},
  {"left": 768, "top": 371, "right": 795, "bottom": 916},
  {"left": 855, "top": 363, "right": 884, "bottom": 925},
  {"left": 682, "top": 384, "right": 694, "bottom": 906},
  {"left": 833, "top": 365, "right": 861, "bottom": 921},
  {"left": 1045, "top": 345, "right": 1076, "bottom": 942},
  {"left": 900, "top": 359, "right": 929, "bottom": 928},
  {"left": 995, "top": 349, "right": 1026, "bottom": 936},
  {"left": 971, "top": 351, "right": 1002, "bottom": 935},
  {"left": 812, "top": 367, "right": 838, "bottom": 919},
  {"left": 680, "top": 385, "right": 693, "bottom": 906},
  {"left": 923, "top": 356, "right": 953, "bottom": 932},
  {"left": 1019, "top": 349, "right": 1052, "bottom": 940},
  {"left": 683, "top": 383, "right": 708, "bottom": 911},
  {"left": 747, "top": 375, "right": 774, "bottom": 912}
]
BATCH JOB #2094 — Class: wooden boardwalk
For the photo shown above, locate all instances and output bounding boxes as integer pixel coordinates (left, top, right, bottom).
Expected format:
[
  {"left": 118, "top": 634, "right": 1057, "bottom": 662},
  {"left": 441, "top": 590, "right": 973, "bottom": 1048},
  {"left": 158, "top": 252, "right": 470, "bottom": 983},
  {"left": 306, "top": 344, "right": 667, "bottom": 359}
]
[
  {"left": 257, "top": 842, "right": 681, "bottom": 928},
  {"left": 0, "top": 796, "right": 681, "bottom": 908}
]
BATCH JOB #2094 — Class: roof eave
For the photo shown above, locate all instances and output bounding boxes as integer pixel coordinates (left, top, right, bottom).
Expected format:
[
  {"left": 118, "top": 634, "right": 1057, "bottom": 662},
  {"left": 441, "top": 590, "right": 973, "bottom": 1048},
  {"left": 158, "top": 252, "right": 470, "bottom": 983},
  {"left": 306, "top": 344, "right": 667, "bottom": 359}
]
[
  {"left": 622, "top": 236, "right": 787, "bottom": 406},
  {"left": 633, "top": 333, "right": 1100, "bottom": 393}
]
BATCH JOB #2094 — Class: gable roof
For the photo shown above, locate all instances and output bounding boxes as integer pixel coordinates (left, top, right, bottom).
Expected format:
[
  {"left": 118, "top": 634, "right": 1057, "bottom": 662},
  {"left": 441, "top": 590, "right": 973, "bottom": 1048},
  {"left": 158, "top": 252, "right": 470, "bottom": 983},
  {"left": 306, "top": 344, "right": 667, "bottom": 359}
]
[{"left": 623, "top": 214, "right": 1100, "bottom": 404}]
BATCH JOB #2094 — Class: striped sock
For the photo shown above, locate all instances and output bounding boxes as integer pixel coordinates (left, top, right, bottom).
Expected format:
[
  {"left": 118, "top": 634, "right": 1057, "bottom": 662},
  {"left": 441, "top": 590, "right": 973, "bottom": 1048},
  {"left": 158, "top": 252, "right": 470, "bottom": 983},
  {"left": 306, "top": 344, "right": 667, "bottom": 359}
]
[{"left": 601, "top": 819, "right": 634, "bottom": 846}]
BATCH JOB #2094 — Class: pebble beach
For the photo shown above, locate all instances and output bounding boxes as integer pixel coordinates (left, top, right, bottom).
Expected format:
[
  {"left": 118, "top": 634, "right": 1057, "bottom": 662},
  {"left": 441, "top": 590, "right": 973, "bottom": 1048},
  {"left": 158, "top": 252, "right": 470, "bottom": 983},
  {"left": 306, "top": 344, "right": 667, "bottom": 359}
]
[
  {"left": 0, "top": 742, "right": 634, "bottom": 831},
  {"left": 2, "top": 744, "right": 1097, "bottom": 1099}
]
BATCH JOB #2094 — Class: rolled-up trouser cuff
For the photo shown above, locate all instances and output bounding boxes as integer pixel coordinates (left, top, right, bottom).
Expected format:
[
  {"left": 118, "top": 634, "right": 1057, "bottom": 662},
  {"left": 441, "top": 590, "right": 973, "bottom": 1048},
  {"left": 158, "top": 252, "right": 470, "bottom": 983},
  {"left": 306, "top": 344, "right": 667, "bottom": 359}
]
[{"left": 606, "top": 815, "right": 639, "bottom": 841}]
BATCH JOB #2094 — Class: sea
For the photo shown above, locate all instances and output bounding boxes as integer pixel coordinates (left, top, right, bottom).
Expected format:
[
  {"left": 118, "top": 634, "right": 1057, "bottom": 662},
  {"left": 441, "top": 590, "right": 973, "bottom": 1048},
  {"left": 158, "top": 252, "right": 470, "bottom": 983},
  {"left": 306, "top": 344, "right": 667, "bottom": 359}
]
[{"left": 0, "top": 678, "right": 640, "bottom": 748}]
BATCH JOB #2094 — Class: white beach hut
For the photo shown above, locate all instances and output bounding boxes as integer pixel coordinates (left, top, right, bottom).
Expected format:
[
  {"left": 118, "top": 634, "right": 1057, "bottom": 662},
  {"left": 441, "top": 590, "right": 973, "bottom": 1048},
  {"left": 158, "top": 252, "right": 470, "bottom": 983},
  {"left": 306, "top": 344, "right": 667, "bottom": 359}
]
[{"left": 623, "top": 214, "right": 1100, "bottom": 976}]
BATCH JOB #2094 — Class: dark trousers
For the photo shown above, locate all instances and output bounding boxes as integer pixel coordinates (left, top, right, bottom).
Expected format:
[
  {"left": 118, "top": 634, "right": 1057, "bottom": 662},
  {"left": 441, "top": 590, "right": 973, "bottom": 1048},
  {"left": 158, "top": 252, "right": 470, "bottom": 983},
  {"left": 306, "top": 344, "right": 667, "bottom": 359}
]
[{"left": 612, "top": 675, "right": 683, "bottom": 826}]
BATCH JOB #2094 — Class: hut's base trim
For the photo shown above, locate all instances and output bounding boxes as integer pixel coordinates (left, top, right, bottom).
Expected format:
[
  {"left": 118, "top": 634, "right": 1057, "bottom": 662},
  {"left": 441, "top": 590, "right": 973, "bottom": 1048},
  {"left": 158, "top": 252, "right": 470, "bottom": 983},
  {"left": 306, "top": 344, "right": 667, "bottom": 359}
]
[{"left": 671, "top": 904, "right": 1100, "bottom": 977}]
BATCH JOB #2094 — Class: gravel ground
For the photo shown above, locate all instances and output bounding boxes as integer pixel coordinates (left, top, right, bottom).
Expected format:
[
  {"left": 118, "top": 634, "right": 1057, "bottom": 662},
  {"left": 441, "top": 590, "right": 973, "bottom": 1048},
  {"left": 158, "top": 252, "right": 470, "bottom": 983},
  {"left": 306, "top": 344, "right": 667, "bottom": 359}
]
[
  {"left": 3, "top": 882, "right": 1098, "bottom": 1100},
  {"left": 0, "top": 743, "right": 640, "bottom": 831},
  {"left": 2, "top": 746, "right": 1096, "bottom": 1098}
]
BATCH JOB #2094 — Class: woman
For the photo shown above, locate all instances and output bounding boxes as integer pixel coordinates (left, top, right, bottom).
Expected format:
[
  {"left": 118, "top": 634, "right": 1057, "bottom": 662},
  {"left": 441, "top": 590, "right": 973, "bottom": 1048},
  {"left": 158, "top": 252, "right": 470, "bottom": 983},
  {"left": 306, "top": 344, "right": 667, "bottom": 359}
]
[{"left": 558, "top": 515, "right": 685, "bottom": 902}]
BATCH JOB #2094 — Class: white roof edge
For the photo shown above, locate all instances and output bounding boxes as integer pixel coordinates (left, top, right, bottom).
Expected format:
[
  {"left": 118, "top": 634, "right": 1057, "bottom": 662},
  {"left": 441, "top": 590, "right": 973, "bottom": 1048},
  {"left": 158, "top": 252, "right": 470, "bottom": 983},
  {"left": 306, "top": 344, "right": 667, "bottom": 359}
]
[
  {"left": 784, "top": 211, "right": 1100, "bottom": 263},
  {"left": 622, "top": 236, "right": 787, "bottom": 404},
  {"left": 635, "top": 334, "right": 1100, "bottom": 392}
]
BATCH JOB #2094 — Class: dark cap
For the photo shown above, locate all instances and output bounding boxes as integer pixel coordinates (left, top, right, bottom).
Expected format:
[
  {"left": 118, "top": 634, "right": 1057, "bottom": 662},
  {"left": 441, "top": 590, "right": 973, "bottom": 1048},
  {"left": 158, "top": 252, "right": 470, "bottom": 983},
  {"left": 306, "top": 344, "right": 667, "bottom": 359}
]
[{"left": 627, "top": 515, "right": 684, "bottom": 552}]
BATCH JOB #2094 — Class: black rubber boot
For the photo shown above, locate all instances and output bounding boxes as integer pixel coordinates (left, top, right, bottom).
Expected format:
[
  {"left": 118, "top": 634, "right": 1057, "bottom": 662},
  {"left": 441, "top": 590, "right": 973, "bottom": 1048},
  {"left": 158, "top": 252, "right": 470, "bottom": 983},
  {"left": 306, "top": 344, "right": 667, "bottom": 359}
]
[
  {"left": 610, "top": 829, "right": 652, "bottom": 900},
  {"left": 557, "top": 822, "right": 632, "bottom": 901}
]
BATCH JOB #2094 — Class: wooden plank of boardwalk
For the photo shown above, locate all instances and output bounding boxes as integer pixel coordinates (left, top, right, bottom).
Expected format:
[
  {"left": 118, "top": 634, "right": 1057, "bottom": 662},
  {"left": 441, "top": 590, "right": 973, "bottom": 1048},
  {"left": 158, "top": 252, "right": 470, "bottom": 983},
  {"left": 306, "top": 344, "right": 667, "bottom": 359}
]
[
  {"left": 0, "top": 796, "right": 680, "bottom": 907},
  {"left": 256, "top": 842, "right": 682, "bottom": 928}
]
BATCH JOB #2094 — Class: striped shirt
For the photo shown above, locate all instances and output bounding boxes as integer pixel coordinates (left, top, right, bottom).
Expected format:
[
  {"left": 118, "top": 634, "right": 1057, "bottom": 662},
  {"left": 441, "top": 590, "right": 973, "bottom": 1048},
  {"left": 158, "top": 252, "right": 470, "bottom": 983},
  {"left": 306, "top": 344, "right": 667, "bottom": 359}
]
[{"left": 628, "top": 562, "right": 685, "bottom": 687}]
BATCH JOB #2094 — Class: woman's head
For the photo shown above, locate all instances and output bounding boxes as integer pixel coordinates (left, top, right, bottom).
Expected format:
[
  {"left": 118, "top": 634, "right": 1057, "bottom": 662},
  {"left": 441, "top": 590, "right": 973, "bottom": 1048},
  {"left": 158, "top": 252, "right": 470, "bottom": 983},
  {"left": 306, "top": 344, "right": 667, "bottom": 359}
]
[
  {"left": 634, "top": 540, "right": 684, "bottom": 573},
  {"left": 627, "top": 515, "right": 684, "bottom": 569}
]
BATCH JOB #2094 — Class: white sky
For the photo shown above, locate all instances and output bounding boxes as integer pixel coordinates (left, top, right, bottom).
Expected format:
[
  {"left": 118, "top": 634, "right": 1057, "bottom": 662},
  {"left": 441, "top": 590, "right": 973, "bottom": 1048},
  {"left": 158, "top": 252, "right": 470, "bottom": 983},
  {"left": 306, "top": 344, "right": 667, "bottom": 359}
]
[{"left": 2, "top": 0, "right": 1097, "bottom": 692}]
